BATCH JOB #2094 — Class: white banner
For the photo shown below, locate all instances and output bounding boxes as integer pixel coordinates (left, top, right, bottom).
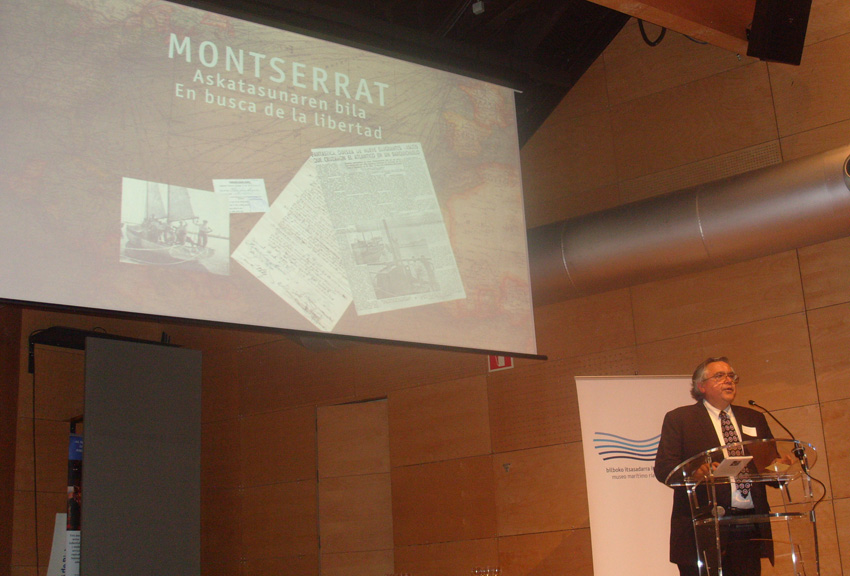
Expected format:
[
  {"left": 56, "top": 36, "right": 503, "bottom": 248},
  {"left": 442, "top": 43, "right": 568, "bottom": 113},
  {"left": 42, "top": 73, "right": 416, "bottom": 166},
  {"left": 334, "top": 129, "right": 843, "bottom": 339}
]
[{"left": 576, "top": 375, "right": 693, "bottom": 576}]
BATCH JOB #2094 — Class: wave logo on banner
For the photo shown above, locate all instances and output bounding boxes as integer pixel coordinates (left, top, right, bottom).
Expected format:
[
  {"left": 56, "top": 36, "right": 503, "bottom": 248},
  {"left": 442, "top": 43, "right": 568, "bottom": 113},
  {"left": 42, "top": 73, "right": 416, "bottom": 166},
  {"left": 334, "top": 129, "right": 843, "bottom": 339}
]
[{"left": 592, "top": 432, "right": 660, "bottom": 462}]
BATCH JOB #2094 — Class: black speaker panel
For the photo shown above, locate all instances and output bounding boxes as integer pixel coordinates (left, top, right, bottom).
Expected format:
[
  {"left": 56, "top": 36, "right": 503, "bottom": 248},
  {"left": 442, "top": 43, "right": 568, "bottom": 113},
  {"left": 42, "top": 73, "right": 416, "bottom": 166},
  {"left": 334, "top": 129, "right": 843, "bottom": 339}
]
[{"left": 747, "top": 0, "right": 812, "bottom": 65}]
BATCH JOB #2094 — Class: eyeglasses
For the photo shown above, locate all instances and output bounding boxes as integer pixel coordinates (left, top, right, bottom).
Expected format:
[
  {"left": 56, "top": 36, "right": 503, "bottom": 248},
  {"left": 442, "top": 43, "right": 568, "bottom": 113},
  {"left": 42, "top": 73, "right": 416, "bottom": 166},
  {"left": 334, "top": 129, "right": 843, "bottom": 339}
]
[{"left": 704, "top": 371, "right": 739, "bottom": 383}]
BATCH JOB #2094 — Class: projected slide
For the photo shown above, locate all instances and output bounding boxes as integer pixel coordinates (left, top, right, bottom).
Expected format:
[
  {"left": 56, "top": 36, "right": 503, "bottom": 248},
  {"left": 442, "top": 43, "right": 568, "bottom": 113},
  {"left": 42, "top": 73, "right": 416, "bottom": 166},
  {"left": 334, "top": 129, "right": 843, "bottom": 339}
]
[{"left": 0, "top": 0, "right": 537, "bottom": 355}]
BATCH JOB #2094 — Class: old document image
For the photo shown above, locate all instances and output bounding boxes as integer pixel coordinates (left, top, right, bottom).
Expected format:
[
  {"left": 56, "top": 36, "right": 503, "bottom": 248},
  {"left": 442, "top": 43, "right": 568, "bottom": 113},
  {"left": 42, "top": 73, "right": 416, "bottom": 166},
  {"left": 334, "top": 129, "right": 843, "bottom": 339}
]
[
  {"left": 312, "top": 142, "right": 466, "bottom": 315},
  {"left": 232, "top": 159, "right": 353, "bottom": 331}
]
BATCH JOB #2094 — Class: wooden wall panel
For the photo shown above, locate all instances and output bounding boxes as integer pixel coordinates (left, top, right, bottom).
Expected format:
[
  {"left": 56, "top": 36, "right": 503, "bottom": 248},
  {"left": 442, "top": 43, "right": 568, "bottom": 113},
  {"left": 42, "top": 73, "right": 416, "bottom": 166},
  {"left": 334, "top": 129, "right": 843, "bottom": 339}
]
[
  {"left": 241, "top": 480, "right": 317, "bottom": 559},
  {"left": 808, "top": 303, "right": 850, "bottom": 403},
  {"left": 563, "top": 346, "right": 637, "bottom": 377},
  {"left": 32, "top": 420, "right": 71, "bottom": 494},
  {"left": 520, "top": 56, "right": 614, "bottom": 223},
  {"left": 238, "top": 342, "right": 355, "bottom": 414},
  {"left": 770, "top": 34, "right": 850, "bottom": 137},
  {"left": 604, "top": 19, "right": 754, "bottom": 107},
  {"left": 243, "top": 555, "right": 319, "bottom": 576},
  {"left": 805, "top": 0, "right": 850, "bottom": 45},
  {"left": 636, "top": 332, "right": 703, "bottom": 377},
  {"left": 780, "top": 120, "right": 850, "bottom": 161},
  {"left": 521, "top": 110, "right": 618, "bottom": 225},
  {"left": 201, "top": 348, "right": 241, "bottom": 424},
  {"left": 498, "top": 529, "right": 592, "bottom": 576},
  {"left": 618, "top": 141, "right": 782, "bottom": 205},
  {"left": 11, "top": 490, "right": 35, "bottom": 567},
  {"left": 317, "top": 400, "right": 393, "bottom": 573},
  {"left": 524, "top": 184, "right": 620, "bottom": 230},
  {"left": 533, "top": 289, "right": 635, "bottom": 361},
  {"left": 320, "top": 549, "right": 394, "bottom": 576},
  {"left": 821, "top": 398, "right": 850, "bottom": 500},
  {"left": 343, "top": 342, "right": 486, "bottom": 400},
  {"left": 493, "top": 443, "right": 588, "bottom": 536},
  {"left": 198, "top": 559, "right": 241, "bottom": 576},
  {"left": 31, "top": 347, "right": 83, "bottom": 421},
  {"left": 318, "top": 400, "right": 389, "bottom": 478},
  {"left": 631, "top": 251, "right": 804, "bottom": 344},
  {"left": 393, "top": 538, "right": 499, "bottom": 576},
  {"left": 488, "top": 360, "right": 580, "bottom": 453},
  {"left": 13, "top": 417, "right": 33, "bottom": 496},
  {"left": 0, "top": 309, "right": 18, "bottom": 576},
  {"left": 388, "top": 377, "right": 491, "bottom": 467},
  {"left": 201, "top": 419, "right": 241, "bottom": 490},
  {"left": 391, "top": 456, "right": 496, "bottom": 546},
  {"left": 800, "top": 237, "right": 850, "bottom": 311},
  {"left": 610, "top": 63, "right": 777, "bottom": 179},
  {"left": 241, "top": 406, "right": 316, "bottom": 486},
  {"left": 835, "top": 497, "right": 850, "bottom": 573},
  {"left": 318, "top": 474, "right": 393, "bottom": 553},
  {"left": 238, "top": 337, "right": 486, "bottom": 409},
  {"left": 200, "top": 486, "right": 241, "bottom": 566}
]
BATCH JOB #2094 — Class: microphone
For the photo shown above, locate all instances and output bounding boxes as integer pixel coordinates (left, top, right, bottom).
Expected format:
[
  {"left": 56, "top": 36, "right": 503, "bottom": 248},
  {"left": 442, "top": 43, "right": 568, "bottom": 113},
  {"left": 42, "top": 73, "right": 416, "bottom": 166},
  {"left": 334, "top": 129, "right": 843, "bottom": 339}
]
[
  {"left": 747, "top": 399, "right": 807, "bottom": 471},
  {"left": 747, "top": 400, "right": 797, "bottom": 440}
]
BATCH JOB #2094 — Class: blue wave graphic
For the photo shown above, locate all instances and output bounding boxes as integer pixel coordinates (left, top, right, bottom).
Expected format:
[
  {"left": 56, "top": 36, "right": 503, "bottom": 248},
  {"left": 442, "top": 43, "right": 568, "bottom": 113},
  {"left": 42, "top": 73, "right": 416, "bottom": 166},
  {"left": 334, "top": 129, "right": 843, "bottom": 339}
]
[{"left": 593, "top": 432, "right": 660, "bottom": 462}]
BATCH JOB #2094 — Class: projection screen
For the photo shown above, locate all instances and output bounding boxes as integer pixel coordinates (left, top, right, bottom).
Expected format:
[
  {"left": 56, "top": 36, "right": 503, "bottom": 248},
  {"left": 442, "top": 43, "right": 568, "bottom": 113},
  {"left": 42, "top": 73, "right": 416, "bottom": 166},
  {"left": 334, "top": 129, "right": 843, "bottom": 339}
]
[{"left": 0, "top": 0, "right": 537, "bottom": 355}]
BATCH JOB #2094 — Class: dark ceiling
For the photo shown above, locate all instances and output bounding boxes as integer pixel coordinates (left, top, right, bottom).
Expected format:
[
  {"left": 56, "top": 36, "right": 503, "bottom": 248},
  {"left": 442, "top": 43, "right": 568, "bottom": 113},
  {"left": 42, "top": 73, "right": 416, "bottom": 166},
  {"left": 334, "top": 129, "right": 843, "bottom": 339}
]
[{"left": 190, "top": 0, "right": 631, "bottom": 145}]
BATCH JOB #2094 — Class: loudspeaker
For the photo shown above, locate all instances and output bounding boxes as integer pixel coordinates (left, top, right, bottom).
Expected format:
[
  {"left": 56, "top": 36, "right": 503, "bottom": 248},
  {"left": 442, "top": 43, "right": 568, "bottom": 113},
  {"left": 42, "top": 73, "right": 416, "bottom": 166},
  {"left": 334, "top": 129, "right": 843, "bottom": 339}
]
[{"left": 746, "top": 0, "right": 811, "bottom": 65}]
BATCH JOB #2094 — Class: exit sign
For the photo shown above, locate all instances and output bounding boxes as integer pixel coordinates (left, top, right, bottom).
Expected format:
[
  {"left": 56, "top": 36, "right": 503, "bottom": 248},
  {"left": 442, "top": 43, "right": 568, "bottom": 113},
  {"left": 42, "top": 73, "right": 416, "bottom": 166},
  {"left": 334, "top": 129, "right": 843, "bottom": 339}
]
[{"left": 488, "top": 355, "right": 513, "bottom": 372}]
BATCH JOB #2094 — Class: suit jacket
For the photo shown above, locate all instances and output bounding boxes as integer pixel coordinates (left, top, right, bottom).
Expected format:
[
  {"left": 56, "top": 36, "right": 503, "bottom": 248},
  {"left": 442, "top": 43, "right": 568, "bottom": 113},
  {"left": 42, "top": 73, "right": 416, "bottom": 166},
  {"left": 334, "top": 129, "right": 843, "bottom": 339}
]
[{"left": 653, "top": 402, "right": 774, "bottom": 565}]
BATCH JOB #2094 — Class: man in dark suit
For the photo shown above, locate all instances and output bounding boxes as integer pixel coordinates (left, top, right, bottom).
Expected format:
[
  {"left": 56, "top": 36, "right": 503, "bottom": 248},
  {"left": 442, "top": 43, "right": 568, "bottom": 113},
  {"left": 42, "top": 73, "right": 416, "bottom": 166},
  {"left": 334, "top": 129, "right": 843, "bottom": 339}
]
[{"left": 654, "top": 357, "right": 774, "bottom": 576}]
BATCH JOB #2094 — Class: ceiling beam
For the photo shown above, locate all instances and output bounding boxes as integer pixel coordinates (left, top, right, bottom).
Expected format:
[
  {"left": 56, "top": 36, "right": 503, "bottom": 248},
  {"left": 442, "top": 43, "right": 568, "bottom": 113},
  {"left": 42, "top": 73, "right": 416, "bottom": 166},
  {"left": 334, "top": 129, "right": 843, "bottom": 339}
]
[{"left": 586, "top": 0, "right": 756, "bottom": 54}]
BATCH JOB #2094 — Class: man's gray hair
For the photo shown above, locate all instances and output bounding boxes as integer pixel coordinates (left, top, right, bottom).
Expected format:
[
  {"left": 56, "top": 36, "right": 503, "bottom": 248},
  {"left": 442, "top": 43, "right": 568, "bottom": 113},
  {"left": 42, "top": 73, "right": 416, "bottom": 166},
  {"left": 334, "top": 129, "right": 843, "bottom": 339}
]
[{"left": 690, "top": 356, "right": 731, "bottom": 401}]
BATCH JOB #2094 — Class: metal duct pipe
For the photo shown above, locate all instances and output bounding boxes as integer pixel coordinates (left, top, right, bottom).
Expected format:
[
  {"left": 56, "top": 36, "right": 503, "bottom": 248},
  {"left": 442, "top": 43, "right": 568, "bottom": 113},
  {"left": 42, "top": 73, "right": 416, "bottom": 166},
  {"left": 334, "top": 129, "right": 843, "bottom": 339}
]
[{"left": 528, "top": 144, "right": 850, "bottom": 306}]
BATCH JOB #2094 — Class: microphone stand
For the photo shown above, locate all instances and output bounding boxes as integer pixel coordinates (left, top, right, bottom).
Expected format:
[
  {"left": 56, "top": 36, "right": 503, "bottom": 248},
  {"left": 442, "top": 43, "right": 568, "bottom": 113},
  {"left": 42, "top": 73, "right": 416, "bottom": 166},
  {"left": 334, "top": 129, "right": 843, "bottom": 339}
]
[
  {"left": 748, "top": 399, "right": 823, "bottom": 575},
  {"left": 747, "top": 399, "right": 808, "bottom": 472}
]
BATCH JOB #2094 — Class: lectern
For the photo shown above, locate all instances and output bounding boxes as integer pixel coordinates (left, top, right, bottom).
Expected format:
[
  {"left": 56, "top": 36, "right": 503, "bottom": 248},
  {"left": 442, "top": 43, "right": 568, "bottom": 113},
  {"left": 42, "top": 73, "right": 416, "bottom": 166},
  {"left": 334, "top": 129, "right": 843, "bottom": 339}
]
[{"left": 665, "top": 439, "right": 819, "bottom": 576}]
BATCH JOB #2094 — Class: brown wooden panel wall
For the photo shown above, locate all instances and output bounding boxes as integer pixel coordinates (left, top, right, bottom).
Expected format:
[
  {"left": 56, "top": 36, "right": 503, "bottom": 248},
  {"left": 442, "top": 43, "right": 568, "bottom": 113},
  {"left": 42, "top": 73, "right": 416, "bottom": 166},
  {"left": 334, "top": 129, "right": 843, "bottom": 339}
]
[
  {"left": 532, "top": 289, "right": 635, "bottom": 360},
  {"left": 770, "top": 34, "right": 850, "bottom": 137},
  {"left": 604, "top": 19, "right": 753, "bottom": 107},
  {"left": 807, "top": 303, "right": 850, "bottom": 403},
  {"left": 493, "top": 443, "right": 588, "bottom": 536},
  {"left": 487, "top": 360, "right": 580, "bottom": 453},
  {"left": 242, "top": 480, "right": 318, "bottom": 560},
  {"left": 391, "top": 456, "right": 497, "bottom": 547},
  {"left": 0, "top": 306, "right": 20, "bottom": 576},
  {"left": 799, "top": 237, "right": 850, "bottom": 310},
  {"left": 394, "top": 538, "right": 499, "bottom": 576},
  {"left": 318, "top": 400, "right": 390, "bottom": 479},
  {"left": 241, "top": 406, "right": 317, "bottom": 486},
  {"left": 388, "top": 376, "right": 491, "bottom": 467},
  {"left": 630, "top": 252, "right": 805, "bottom": 344},
  {"left": 611, "top": 64, "right": 778, "bottom": 179},
  {"left": 498, "top": 530, "right": 593, "bottom": 576},
  {"left": 835, "top": 495, "right": 850, "bottom": 572},
  {"left": 319, "top": 474, "right": 393, "bottom": 553},
  {"left": 317, "top": 400, "right": 393, "bottom": 576}
]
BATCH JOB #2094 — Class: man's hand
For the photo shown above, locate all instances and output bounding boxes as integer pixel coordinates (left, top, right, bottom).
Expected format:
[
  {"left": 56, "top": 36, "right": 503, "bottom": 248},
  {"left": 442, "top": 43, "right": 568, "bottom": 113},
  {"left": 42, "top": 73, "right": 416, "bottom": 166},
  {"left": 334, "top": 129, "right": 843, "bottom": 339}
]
[{"left": 691, "top": 461, "right": 718, "bottom": 482}]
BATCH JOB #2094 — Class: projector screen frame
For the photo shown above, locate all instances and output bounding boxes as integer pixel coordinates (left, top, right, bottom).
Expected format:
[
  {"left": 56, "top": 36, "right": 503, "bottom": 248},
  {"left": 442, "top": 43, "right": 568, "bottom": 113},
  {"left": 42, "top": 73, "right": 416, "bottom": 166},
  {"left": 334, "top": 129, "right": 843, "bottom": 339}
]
[{"left": 0, "top": 0, "right": 539, "bottom": 356}]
